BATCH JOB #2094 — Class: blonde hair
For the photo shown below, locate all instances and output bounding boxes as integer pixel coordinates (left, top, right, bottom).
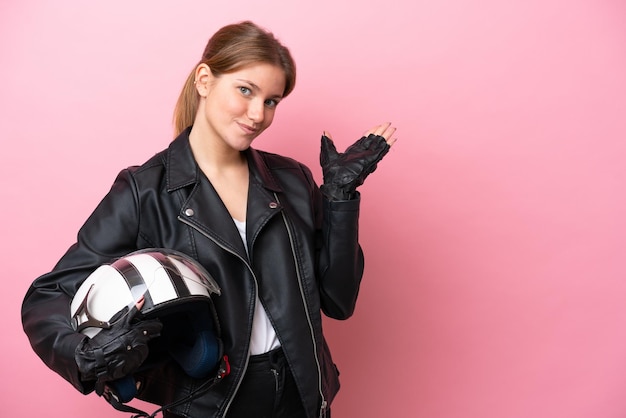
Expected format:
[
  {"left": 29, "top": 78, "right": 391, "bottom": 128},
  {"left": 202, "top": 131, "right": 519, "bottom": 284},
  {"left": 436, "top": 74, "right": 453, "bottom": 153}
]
[{"left": 173, "top": 21, "right": 296, "bottom": 136}]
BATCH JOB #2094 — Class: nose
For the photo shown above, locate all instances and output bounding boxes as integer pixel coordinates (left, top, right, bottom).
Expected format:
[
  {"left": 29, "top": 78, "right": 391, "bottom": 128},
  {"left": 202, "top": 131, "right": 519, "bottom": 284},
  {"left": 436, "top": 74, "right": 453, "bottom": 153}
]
[{"left": 247, "top": 100, "right": 265, "bottom": 124}]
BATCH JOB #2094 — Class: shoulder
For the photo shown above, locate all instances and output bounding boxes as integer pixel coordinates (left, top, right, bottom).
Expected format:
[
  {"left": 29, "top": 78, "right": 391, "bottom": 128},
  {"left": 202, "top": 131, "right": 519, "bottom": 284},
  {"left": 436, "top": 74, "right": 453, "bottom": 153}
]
[
  {"left": 99, "top": 149, "right": 169, "bottom": 204},
  {"left": 117, "top": 148, "right": 168, "bottom": 181},
  {"left": 254, "top": 149, "right": 314, "bottom": 177},
  {"left": 132, "top": 148, "right": 168, "bottom": 174},
  {"left": 256, "top": 149, "right": 301, "bottom": 167},
  {"left": 252, "top": 149, "right": 318, "bottom": 190}
]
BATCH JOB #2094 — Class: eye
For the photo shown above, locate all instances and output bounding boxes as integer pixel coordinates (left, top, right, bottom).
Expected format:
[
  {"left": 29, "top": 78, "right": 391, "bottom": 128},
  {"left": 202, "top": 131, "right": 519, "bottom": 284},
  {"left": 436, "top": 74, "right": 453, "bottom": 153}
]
[
  {"left": 264, "top": 98, "right": 279, "bottom": 109},
  {"left": 238, "top": 86, "right": 252, "bottom": 95}
]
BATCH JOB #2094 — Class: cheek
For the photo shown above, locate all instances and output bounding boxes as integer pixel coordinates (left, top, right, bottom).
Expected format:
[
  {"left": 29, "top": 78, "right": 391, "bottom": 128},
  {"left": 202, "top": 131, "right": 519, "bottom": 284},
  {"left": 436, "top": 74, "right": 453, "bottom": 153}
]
[
  {"left": 225, "top": 95, "right": 249, "bottom": 116},
  {"left": 263, "top": 109, "right": 276, "bottom": 127},
  {"left": 209, "top": 92, "right": 246, "bottom": 119}
]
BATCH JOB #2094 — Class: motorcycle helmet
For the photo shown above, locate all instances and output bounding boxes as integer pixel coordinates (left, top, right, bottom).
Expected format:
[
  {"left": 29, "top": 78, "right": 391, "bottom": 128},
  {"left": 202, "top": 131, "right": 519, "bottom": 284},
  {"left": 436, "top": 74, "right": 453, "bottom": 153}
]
[{"left": 70, "top": 248, "right": 228, "bottom": 411}]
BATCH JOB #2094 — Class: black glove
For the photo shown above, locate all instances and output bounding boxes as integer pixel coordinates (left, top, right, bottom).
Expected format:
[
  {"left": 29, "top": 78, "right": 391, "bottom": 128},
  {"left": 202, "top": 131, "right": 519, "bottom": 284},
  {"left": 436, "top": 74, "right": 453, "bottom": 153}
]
[
  {"left": 320, "top": 133, "right": 391, "bottom": 200},
  {"left": 74, "top": 304, "right": 162, "bottom": 395}
]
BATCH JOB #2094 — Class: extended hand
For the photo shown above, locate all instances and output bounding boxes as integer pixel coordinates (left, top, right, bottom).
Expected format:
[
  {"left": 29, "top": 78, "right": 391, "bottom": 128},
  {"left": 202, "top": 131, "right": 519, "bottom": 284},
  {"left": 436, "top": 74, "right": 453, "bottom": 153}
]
[
  {"left": 320, "top": 122, "right": 397, "bottom": 200},
  {"left": 74, "top": 301, "right": 162, "bottom": 395}
]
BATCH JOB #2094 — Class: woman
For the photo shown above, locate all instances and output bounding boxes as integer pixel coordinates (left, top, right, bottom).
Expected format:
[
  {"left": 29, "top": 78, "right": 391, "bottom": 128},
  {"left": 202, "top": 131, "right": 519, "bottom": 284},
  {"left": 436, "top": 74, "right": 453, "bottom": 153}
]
[{"left": 22, "top": 21, "right": 396, "bottom": 418}]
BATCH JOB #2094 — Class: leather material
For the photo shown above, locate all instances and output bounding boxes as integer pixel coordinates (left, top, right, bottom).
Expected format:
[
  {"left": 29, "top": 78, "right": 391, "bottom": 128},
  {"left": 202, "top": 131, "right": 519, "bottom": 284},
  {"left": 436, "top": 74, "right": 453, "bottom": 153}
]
[
  {"left": 22, "top": 128, "right": 364, "bottom": 418},
  {"left": 74, "top": 305, "right": 162, "bottom": 394},
  {"left": 320, "top": 133, "right": 390, "bottom": 200}
]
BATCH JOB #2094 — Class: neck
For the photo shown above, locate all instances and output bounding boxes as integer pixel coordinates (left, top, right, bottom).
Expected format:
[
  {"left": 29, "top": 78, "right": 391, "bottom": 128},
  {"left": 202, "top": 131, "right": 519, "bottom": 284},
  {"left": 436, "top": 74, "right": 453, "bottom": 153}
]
[{"left": 188, "top": 126, "right": 246, "bottom": 172}]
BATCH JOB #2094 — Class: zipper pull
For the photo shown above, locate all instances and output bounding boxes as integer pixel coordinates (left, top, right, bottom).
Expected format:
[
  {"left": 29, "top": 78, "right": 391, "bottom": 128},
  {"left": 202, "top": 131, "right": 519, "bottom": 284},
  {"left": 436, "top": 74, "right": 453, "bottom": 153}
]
[{"left": 319, "top": 399, "right": 328, "bottom": 418}]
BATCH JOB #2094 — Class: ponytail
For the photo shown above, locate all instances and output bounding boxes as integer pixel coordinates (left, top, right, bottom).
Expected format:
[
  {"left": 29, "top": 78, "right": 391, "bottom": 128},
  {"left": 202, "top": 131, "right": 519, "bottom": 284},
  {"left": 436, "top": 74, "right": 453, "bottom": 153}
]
[{"left": 173, "top": 70, "right": 200, "bottom": 137}]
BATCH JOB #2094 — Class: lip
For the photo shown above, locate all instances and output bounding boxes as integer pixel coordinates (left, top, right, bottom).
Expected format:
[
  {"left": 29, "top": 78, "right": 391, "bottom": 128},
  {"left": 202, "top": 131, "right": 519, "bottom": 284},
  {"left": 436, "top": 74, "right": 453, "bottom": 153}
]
[{"left": 237, "top": 122, "right": 259, "bottom": 135}]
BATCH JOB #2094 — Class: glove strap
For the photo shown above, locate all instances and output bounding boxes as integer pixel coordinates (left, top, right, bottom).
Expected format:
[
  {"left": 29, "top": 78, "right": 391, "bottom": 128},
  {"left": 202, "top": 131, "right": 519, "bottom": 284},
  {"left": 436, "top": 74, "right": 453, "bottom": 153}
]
[
  {"left": 103, "top": 387, "right": 152, "bottom": 417},
  {"left": 94, "top": 347, "right": 108, "bottom": 396}
]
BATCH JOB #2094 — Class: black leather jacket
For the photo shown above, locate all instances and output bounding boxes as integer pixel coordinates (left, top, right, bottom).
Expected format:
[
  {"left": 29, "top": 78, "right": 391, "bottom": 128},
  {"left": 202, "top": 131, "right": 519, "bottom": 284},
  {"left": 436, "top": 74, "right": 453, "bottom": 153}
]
[{"left": 21, "top": 129, "right": 364, "bottom": 418}]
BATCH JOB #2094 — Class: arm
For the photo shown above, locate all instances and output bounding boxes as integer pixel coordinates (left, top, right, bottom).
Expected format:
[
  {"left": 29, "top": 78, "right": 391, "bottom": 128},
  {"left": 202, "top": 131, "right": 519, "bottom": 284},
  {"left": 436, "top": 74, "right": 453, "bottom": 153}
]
[
  {"left": 21, "top": 169, "right": 141, "bottom": 393},
  {"left": 317, "top": 192, "right": 365, "bottom": 320},
  {"left": 316, "top": 122, "right": 397, "bottom": 319}
]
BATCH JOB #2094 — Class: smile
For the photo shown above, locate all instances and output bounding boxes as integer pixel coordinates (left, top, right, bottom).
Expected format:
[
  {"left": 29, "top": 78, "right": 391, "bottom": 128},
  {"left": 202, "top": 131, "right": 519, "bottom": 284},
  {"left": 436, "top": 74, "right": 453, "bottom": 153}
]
[{"left": 237, "top": 122, "right": 258, "bottom": 135}]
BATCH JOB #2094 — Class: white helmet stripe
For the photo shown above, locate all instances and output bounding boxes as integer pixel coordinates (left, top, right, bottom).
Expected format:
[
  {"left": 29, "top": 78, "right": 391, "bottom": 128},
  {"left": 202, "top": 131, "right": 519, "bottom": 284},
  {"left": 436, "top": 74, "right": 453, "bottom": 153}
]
[
  {"left": 126, "top": 253, "right": 178, "bottom": 306},
  {"left": 170, "top": 257, "right": 212, "bottom": 297},
  {"left": 151, "top": 252, "right": 191, "bottom": 299}
]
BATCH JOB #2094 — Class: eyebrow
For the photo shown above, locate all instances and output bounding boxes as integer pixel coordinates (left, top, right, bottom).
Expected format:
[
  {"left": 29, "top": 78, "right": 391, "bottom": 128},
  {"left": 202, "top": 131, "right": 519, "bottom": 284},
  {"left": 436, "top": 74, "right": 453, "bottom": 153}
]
[{"left": 236, "top": 79, "right": 283, "bottom": 99}]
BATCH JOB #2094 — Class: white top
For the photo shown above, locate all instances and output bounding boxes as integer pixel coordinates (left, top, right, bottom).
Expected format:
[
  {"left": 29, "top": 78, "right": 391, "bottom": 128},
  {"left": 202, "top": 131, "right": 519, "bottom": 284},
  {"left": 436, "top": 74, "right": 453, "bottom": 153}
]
[{"left": 232, "top": 218, "right": 280, "bottom": 355}]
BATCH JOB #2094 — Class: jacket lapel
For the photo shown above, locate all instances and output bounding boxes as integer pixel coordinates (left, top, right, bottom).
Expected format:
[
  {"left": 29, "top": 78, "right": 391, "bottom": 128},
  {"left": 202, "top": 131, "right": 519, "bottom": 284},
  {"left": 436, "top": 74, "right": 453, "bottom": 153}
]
[
  {"left": 245, "top": 148, "right": 285, "bottom": 257},
  {"left": 165, "top": 129, "right": 246, "bottom": 258},
  {"left": 164, "top": 130, "right": 285, "bottom": 260}
]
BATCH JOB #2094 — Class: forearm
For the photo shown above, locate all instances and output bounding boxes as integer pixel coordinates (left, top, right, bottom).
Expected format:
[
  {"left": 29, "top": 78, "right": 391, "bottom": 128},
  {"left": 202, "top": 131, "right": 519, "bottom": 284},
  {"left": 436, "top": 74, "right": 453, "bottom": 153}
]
[
  {"left": 22, "top": 279, "right": 93, "bottom": 393},
  {"left": 318, "top": 194, "right": 365, "bottom": 319}
]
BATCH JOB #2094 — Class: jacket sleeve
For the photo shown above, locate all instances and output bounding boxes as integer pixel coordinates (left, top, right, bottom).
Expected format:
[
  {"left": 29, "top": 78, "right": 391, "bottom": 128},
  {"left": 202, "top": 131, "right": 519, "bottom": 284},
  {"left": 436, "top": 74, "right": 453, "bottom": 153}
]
[
  {"left": 315, "top": 185, "right": 365, "bottom": 320},
  {"left": 21, "top": 169, "right": 141, "bottom": 393}
]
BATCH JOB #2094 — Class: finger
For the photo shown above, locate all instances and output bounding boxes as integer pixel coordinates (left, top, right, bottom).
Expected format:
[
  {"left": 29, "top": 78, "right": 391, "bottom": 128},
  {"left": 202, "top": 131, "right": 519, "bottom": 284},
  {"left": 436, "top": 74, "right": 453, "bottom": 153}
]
[
  {"left": 110, "top": 306, "right": 131, "bottom": 323},
  {"left": 363, "top": 124, "right": 383, "bottom": 137},
  {"left": 321, "top": 134, "right": 338, "bottom": 153},
  {"left": 365, "top": 122, "right": 391, "bottom": 136},
  {"left": 374, "top": 122, "right": 392, "bottom": 137},
  {"left": 320, "top": 134, "right": 339, "bottom": 164},
  {"left": 364, "top": 122, "right": 396, "bottom": 143},
  {"left": 377, "top": 123, "right": 396, "bottom": 140},
  {"left": 123, "top": 296, "right": 145, "bottom": 321},
  {"left": 135, "top": 296, "right": 145, "bottom": 310}
]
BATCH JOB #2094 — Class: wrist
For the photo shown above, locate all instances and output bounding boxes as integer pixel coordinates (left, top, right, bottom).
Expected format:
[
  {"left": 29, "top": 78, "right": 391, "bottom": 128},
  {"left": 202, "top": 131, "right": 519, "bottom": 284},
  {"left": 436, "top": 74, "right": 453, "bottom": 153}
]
[{"left": 320, "top": 184, "right": 354, "bottom": 201}]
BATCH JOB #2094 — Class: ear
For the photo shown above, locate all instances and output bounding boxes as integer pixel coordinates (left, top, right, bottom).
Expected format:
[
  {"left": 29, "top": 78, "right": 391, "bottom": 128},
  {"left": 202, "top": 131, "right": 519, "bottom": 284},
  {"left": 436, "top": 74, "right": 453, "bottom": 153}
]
[{"left": 194, "top": 63, "right": 213, "bottom": 97}]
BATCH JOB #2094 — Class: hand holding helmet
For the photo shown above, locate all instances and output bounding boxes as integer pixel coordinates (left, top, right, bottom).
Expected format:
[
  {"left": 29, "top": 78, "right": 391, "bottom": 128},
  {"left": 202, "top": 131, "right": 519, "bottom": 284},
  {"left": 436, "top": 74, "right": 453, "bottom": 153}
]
[
  {"left": 74, "top": 299, "right": 162, "bottom": 395},
  {"left": 320, "top": 122, "right": 396, "bottom": 201},
  {"left": 70, "top": 248, "right": 226, "bottom": 413}
]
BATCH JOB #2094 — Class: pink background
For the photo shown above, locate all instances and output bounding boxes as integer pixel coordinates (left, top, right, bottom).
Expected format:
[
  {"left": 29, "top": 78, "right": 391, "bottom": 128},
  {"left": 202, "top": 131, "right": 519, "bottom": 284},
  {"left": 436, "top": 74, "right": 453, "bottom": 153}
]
[{"left": 2, "top": 1, "right": 626, "bottom": 417}]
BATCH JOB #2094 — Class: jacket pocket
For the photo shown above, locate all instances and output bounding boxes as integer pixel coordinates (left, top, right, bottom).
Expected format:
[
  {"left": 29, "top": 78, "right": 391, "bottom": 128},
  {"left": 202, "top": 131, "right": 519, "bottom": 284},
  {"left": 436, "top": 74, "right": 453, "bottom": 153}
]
[{"left": 320, "top": 338, "right": 341, "bottom": 405}]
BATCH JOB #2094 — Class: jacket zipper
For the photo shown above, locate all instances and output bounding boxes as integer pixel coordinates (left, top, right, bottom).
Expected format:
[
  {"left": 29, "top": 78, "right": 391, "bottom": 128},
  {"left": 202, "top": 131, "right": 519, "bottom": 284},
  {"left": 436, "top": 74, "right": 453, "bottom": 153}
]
[
  {"left": 179, "top": 198, "right": 328, "bottom": 418},
  {"left": 178, "top": 215, "right": 256, "bottom": 417},
  {"left": 274, "top": 194, "right": 327, "bottom": 418}
]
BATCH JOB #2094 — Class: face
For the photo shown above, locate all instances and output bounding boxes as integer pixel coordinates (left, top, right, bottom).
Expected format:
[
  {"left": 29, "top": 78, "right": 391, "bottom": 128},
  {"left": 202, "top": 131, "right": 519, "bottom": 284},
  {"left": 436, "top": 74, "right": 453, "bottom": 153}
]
[{"left": 194, "top": 62, "right": 286, "bottom": 151}]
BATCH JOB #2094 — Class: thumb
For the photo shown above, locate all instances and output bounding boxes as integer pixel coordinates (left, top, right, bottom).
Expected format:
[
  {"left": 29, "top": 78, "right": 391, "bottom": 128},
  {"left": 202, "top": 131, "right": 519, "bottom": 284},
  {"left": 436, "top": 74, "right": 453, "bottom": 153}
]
[{"left": 320, "top": 133, "right": 339, "bottom": 164}]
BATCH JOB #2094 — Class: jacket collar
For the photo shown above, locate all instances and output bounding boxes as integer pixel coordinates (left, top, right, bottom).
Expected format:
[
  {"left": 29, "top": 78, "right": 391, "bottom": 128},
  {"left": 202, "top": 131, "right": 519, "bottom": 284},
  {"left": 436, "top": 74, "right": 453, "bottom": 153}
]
[{"left": 165, "top": 127, "right": 283, "bottom": 193}]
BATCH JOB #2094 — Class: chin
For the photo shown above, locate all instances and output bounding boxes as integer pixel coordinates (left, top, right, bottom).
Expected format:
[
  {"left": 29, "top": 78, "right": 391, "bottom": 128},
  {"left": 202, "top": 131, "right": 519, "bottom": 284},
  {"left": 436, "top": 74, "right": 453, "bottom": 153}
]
[
  {"left": 231, "top": 135, "right": 260, "bottom": 151},
  {"left": 228, "top": 139, "right": 254, "bottom": 152}
]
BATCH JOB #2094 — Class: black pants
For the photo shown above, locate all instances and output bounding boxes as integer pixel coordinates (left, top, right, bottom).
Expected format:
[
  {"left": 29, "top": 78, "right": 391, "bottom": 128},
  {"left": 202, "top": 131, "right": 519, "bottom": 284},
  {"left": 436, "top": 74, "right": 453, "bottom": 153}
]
[
  {"left": 164, "top": 347, "right": 322, "bottom": 418},
  {"left": 227, "top": 347, "right": 307, "bottom": 418}
]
